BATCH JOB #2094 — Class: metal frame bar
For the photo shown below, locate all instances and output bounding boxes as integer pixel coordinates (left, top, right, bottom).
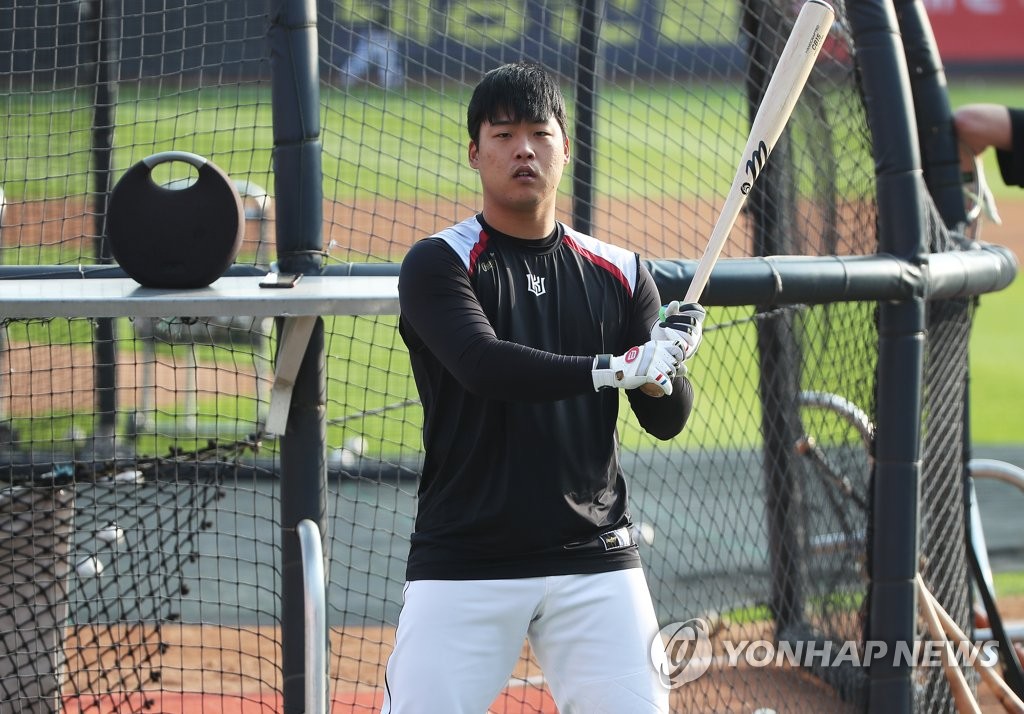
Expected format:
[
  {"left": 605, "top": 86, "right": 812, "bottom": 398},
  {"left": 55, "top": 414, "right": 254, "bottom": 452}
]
[{"left": 297, "top": 518, "right": 327, "bottom": 714}]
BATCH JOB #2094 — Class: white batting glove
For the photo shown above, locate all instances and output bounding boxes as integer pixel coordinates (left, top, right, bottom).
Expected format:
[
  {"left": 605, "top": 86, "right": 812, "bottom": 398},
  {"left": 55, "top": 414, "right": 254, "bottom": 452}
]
[
  {"left": 976, "top": 160, "right": 1003, "bottom": 225},
  {"left": 963, "top": 155, "right": 1003, "bottom": 226},
  {"left": 651, "top": 301, "right": 705, "bottom": 361},
  {"left": 592, "top": 340, "right": 684, "bottom": 395}
]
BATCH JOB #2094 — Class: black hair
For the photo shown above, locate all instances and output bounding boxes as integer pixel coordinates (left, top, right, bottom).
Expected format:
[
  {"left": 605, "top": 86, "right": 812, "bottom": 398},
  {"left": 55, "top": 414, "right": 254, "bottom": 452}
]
[{"left": 466, "top": 62, "right": 568, "bottom": 145}]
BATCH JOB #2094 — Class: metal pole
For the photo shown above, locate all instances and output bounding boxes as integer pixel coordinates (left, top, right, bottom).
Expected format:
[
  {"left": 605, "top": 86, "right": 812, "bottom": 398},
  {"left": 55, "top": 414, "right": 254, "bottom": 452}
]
[{"left": 298, "top": 519, "right": 328, "bottom": 714}]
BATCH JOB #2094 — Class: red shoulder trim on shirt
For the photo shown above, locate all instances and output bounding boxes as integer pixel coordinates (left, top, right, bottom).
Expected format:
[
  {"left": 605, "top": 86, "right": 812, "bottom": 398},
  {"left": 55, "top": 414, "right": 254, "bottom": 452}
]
[
  {"left": 467, "top": 230, "right": 490, "bottom": 276},
  {"left": 562, "top": 232, "right": 633, "bottom": 298}
]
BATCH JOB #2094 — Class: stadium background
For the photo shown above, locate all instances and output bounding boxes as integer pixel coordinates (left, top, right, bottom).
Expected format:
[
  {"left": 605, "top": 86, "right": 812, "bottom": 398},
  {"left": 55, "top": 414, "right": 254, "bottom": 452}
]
[{"left": 1, "top": 0, "right": 1023, "bottom": 711}]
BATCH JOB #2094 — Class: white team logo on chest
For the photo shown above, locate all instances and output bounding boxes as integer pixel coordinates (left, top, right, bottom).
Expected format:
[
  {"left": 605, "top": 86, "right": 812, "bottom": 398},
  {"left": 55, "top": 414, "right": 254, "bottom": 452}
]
[{"left": 526, "top": 272, "right": 546, "bottom": 296}]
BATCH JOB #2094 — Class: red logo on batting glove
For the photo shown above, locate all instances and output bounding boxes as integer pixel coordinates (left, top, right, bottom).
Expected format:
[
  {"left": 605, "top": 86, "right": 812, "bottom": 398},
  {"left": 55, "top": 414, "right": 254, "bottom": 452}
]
[{"left": 625, "top": 346, "right": 640, "bottom": 363}]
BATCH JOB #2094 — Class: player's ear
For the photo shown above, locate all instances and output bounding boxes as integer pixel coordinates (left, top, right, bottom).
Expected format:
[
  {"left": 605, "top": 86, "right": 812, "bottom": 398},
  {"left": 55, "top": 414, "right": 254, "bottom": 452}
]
[
  {"left": 563, "top": 135, "right": 570, "bottom": 164},
  {"left": 468, "top": 141, "right": 479, "bottom": 169}
]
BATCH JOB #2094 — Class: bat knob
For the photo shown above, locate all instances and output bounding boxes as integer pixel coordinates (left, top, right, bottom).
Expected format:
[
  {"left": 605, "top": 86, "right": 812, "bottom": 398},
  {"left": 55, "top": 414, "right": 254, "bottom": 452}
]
[{"left": 640, "top": 383, "right": 665, "bottom": 398}]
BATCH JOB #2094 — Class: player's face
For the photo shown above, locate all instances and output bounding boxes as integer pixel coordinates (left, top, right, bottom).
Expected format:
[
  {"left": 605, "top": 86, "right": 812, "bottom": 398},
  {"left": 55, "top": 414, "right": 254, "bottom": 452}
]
[{"left": 468, "top": 114, "right": 570, "bottom": 216}]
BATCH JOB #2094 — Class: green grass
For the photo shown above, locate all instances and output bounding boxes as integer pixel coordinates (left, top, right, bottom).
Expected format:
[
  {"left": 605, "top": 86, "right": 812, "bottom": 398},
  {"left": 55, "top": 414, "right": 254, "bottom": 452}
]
[
  {"left": 1, "top": 77, "right": 1021, "bottom": 446},
  {"left": 970, "top": 279, "right": 1024, "bottom": 444},
  {"left": 947, "top": 79, "right": 1024, "bottom": 444},
  {"left": 321, "top": 315, "right": 422, "bottom": 454},
  {"left": 1, "top": 85, "right": 276, "bottom": 200},
  {"left": 720, "top": 589, "right": 865, "bottom": 626},
  {"left": 994, "top": 570, "right": 1024, "bottom": 599},
  {"left": 0, "top": 82, "right": 860, "bottom": 203},
  {"left": 2, "top": 78, "right": 1016, "bottom": 208}
]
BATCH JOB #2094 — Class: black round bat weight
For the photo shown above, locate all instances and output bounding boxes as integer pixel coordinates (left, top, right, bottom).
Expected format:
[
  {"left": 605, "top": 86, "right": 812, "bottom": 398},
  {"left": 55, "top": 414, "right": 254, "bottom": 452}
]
[{"left": 108, "top": 151, "right": 244, "bottom": 289}]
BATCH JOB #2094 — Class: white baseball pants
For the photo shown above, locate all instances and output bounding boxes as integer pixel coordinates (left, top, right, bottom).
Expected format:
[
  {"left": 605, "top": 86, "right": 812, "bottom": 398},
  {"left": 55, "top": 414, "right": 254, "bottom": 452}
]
[{"left": 381, "top": 568, "right": 669, "bottom": 713}]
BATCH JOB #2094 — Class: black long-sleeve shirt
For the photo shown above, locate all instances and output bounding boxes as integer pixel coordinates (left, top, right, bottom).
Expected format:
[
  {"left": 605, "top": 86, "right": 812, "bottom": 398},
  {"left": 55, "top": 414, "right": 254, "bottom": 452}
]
[
  {"left": 398, "top": 214, "right": 693, "bottom": 580},
  {"left": 996, "top": 107, "right": 1024, "bottom": 187}
]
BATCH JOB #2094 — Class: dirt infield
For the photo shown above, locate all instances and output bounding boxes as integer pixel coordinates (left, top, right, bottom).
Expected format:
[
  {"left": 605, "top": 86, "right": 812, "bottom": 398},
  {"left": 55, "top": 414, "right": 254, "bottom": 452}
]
[
  {"left": 54, "top": 594, "right": 1024, "bottom": 712},
  {"left": 0, "top": 344, "right": 263, "bottom": 417},
  {"left": 324, "top": 194, "right": 1024, "bottom": 263},
  {"left": 58, "top": 621, "right": 858, "bottom": 712},
  {"left": 9, "top": 194, "right": 1021, "bottom": 263},
  {"left": 57, "top": 597, "right": 1024, "bottom": 712},
  {"left": 60, "top": 623, "right": 550, "bottom": 712},
  {"left": 1, "top": 195, "right": 760, "bottom": 263}
]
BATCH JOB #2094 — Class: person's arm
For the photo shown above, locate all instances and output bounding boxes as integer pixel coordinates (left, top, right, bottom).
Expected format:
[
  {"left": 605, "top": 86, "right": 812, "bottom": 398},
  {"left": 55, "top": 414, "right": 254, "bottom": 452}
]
[
  {"left": 399, "top": 238, "right": 678, "bottom": 402},
  {"left": 995, "top": 108, "right": 1024, "bottom": 188},
  {"left": 399, "top": 238, "right": 590, "bottom": 401},
  {"left": 623, "top": 262, "right": 694, "bottom": 440},
  {"left": 954, "top": 104, "right": 1013, "bottom": 170}
]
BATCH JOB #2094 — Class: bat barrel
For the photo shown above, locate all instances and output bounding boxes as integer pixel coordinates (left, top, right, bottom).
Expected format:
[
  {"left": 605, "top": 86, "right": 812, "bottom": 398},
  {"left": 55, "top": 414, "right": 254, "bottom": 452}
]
[{"left": 684, "top": 0, "right": 836, "bottom": 303}]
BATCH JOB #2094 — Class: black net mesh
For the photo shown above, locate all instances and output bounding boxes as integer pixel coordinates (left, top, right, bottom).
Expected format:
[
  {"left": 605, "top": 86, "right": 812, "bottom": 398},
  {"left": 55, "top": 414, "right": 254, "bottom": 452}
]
[
  {"left": 913, "top": 204, "right": 978, "bottom": 713},
  {"left": 0, "top": 0, "right": 1001, "bottom": 710},
  {"left": 0, "top": 427, "right": 252, "bottom": 712}
]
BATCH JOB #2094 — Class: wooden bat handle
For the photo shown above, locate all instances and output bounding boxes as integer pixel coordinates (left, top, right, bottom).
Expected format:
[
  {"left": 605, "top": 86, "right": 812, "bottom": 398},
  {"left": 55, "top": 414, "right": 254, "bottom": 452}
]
[
  {"left": 916, "top": 573, "right": 983, "bottom": 714},
  {"left": 919, "top": 575, "right": 1024, "bottom": 714}
]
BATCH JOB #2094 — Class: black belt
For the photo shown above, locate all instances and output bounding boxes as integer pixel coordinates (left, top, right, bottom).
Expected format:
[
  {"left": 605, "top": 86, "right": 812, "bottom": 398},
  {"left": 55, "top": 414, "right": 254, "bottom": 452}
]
[{"left": 563, "top": 526, "right": 636, "bottom": 554}]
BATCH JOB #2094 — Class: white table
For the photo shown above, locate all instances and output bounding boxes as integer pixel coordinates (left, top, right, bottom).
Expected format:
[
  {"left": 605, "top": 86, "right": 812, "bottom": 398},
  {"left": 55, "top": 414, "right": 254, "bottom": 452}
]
[{"left": 0, "top": 274, "right": 401, "bottom": 434}]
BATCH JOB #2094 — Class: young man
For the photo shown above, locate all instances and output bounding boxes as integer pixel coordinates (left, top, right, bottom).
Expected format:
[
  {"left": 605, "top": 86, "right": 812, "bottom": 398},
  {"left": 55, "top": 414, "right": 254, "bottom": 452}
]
[
  {"left": 386, "top": 61, "right": 705, "bottom": 713},
  {"left": 954, "top": 103, "right": 1024, "bottom": 187}
]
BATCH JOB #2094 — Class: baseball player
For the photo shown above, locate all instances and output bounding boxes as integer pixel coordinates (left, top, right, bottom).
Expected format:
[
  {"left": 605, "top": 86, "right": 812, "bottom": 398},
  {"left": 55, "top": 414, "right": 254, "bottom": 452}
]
[{"left": 384, "top": 61, "right": 705, "bottom": 713}]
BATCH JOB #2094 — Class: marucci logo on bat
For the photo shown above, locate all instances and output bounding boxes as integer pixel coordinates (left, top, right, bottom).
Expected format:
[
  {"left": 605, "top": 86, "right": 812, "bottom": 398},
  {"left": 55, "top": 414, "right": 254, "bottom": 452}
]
[
  {"left": 681, "top": 0, "right": 834, "bottom": 306},
  {"left": 741, "top": 140, "right": 770, "bottom": 194}
]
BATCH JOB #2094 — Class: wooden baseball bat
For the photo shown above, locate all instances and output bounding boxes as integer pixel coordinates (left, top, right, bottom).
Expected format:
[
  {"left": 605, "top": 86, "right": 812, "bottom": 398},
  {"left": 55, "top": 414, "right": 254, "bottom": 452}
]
[
  {"left": 641, "top": 0, "right": 833, "bottom": 398},
  {"left": 967, "top": 509, "right": 1024, "bottom": 698},
  {"left": 916, "top": 573, "right": 983, "bottom": 714},
  {"left": 919, "top": 576, "right": 1024, "bottom": 714},
  {"left": 682, "top": 0, "right": 835, "bottom": 304}
]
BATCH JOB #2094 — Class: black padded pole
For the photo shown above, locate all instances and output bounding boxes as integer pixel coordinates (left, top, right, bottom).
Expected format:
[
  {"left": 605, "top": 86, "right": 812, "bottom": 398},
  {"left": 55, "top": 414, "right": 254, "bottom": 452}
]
[
  {"left": 84, "top": 0, "right": 119, "bottom": 453},
  {"left": 847, "top": 0, "right": 927, "bottom": 710},
  {"left": 268, "top": 0, "right": 327, "bottom": 710},
  {"left": 893, "top": 2, "right": 1017, "bottom": 705},
  {"left": 571, "top": 0, "right": 602, "bottom": 235},
  {"left": 893, "top": 0, "right": 966, "bottom": 229}
]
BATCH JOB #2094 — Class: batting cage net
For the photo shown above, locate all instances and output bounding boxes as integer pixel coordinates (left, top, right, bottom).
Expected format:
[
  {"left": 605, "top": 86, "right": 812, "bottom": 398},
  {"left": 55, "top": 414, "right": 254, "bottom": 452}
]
[{"left": 0, "top": 0, "right": 1015, "bottom": 711}]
